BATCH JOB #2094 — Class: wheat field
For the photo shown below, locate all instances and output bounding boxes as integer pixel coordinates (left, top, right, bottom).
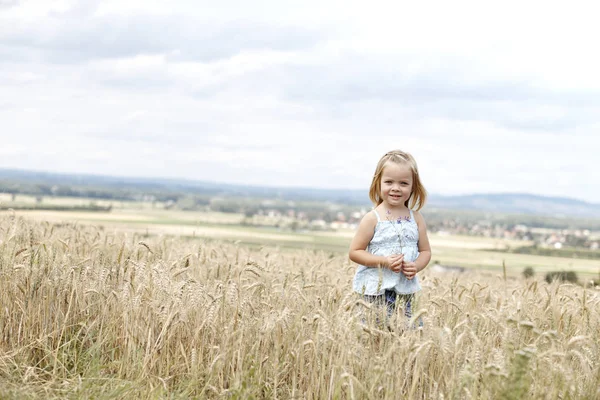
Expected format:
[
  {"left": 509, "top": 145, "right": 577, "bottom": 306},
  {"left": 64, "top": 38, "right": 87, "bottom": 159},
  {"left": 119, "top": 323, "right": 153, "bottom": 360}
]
[{"left": 0, "top": 215, "right": 598, "bottom": 399}]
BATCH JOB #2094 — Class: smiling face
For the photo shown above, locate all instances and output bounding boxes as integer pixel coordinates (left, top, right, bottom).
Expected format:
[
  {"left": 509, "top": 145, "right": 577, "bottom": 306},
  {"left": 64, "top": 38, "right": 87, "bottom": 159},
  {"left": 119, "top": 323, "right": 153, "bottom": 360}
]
[
  {"left": 380, "top": 161, "right": 413, "bottom": 209},
  {"left": 369, "top": 150, "right": 427, "bottom": 210}
]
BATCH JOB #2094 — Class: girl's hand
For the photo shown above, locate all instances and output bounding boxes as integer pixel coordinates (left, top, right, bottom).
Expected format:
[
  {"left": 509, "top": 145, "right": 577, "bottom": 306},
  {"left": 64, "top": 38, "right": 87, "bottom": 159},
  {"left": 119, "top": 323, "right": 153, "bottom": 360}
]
[
  {"left": 401, "top": 261, "right": 418, "bottom": 280},
  {"left": 385, "top": 254, "right": 403, "bottom": 273}
]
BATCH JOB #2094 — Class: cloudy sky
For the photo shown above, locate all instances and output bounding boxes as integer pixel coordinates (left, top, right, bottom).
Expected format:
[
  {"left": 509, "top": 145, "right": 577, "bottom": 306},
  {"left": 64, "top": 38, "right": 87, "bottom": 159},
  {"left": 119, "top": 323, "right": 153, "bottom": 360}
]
[{"left": 1, "top": 0, "right": 600, "bottom": 203}]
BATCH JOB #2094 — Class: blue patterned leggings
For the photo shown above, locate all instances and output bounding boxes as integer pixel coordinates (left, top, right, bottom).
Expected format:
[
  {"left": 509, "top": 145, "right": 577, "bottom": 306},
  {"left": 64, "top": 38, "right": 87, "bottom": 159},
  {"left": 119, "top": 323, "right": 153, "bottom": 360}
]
[{"left": 361, "top": 290, "right": 423, "bottom": 329}]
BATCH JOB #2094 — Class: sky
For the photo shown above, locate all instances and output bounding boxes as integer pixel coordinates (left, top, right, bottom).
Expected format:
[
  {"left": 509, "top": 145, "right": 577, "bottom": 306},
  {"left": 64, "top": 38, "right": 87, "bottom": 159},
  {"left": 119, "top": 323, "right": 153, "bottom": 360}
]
[{"left": 1, "top": 0, "right": 600, "bottom": 203}]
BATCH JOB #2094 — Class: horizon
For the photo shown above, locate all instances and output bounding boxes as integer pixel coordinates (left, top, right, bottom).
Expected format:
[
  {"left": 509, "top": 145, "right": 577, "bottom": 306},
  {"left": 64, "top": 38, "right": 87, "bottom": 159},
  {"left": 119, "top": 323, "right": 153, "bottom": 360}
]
[
  {"left": 2, "top": 1, "right": 600, "bottom": 203},
  {"left": 1, "top": 166, "right": 598, "bottom": 206}
]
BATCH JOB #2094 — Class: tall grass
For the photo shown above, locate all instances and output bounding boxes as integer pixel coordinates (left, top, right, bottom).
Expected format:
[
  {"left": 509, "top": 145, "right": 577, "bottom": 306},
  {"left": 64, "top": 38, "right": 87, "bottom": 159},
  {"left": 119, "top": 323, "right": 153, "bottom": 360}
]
[{"left": 0, "top": 215, "right": 598, "bottom": 399}]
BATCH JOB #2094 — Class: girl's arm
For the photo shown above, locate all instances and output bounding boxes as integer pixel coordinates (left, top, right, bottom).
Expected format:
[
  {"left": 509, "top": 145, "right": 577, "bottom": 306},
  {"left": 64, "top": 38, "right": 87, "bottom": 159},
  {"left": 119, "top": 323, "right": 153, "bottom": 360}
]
[
  {"left": 401, "top": 211, "right": 431, "bottom": 279},
  {"left": 414, "top": 211, "right": 431, "bottom": 272},
  {"left": 349, "top": 211, "right": 403, "bottom": 270}
]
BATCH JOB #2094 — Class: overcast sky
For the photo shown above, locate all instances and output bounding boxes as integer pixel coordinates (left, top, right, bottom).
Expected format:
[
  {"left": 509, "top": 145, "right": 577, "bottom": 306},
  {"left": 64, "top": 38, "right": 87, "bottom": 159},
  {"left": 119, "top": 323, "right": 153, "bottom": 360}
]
[{"left": 1, "top": 0, "right": 600, "bottom": 203}]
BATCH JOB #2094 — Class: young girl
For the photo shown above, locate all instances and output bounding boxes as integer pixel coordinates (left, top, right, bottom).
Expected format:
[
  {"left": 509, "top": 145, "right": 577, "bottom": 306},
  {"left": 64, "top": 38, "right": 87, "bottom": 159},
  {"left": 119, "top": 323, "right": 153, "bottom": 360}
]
[{"left": 349, "top": 150, "right": 431, "bottom": 327}]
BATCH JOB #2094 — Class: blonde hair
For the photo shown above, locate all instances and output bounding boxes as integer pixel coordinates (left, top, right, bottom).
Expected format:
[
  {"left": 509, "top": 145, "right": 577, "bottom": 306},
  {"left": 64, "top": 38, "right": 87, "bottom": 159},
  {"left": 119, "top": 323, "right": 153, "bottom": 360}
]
[{"left": 368, "top": 150, "right": 427, "bottom": 211}]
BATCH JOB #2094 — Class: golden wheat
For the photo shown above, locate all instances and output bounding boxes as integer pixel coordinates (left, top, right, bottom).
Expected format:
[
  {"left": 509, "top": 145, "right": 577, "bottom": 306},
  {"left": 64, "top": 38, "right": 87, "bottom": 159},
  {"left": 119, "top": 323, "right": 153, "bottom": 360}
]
[{"left": 0, "top": 215, "right": 599, "bottom": 398}]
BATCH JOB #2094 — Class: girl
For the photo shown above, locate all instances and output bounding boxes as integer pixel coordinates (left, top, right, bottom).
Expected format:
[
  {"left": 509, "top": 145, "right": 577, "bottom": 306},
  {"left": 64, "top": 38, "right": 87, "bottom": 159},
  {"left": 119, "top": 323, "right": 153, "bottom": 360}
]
[{"left": 349, "top": 150, "right": 431, "bottom": 327}]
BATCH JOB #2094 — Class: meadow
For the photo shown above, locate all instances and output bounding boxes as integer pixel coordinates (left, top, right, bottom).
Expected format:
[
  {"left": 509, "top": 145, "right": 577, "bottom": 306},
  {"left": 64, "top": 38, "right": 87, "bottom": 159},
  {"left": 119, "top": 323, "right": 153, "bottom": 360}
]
[
  {"left": 8, "top": 204, "right": 600, "bottom": 280},
  {"left": 1, "top": 211, "right": 599, "bottom": 399}
]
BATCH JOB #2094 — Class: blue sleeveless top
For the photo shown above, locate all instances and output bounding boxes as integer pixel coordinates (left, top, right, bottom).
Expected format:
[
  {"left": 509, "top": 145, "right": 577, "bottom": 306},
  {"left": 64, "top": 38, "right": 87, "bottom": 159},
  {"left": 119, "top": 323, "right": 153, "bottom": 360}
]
[{"left": 352, "top": 209, "right": 422, "bottom": 295}]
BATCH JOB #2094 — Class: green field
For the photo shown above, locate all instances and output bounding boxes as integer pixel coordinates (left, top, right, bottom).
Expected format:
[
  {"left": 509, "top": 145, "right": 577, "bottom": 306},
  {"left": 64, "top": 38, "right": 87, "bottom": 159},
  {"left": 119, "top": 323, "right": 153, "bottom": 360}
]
[{"left": 3, "top": 200, "right": 599, "bottom": 280}]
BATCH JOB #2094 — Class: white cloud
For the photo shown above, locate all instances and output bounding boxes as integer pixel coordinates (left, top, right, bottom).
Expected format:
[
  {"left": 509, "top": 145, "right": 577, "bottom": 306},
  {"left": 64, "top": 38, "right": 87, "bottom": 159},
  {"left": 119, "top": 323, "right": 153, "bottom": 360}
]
[{"left": 0, "top": 0, "right": 599, "bottom": 203}]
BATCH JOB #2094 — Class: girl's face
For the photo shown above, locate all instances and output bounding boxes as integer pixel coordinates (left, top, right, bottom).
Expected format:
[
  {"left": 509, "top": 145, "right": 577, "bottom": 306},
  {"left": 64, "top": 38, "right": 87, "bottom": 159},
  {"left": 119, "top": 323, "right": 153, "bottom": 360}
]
[{"left": 380, "top": 161, "right": 413, "bottom": 208}]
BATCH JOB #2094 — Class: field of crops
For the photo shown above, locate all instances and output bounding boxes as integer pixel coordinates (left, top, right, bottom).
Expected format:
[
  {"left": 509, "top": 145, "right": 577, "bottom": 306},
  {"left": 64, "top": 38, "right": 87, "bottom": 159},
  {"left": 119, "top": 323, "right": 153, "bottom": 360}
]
[
  {"left": 7, "top": 207, "right": 600, "bottom": 279},
  {"left": 0, "top": 214, "right": 599, "bottom": 398}
]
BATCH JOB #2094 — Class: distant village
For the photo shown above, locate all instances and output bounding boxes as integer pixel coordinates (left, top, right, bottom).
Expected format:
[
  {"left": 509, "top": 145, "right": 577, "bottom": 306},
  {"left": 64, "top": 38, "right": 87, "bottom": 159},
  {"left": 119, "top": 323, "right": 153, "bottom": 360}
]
[
  {"left": 432, "top": 219, "right": 599, "bottom": 251},
  {"left": 240, "top": 204, "right": 600, "bottom": 252},
  {"left": 3, "top": 186, "right": 600, "bottom": 252}
]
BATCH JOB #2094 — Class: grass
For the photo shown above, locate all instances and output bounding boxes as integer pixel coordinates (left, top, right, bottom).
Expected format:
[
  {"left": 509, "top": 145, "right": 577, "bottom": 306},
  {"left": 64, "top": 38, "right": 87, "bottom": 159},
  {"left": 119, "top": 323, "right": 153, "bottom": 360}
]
[
  {"left": 4, "top": 208, "right": 599, "bottom": 280},
  {"left": 1, "top": 215, "right": 599, "bottom": 398}
]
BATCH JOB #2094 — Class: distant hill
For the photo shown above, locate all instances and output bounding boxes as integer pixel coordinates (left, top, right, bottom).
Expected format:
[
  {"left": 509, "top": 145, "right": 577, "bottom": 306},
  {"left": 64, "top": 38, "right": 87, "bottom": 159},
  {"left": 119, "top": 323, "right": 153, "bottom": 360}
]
[
  {"left": 1, "top": 168, "right": 600, "bottom": 218},
  {"left": 426, "top": 193, "right": 600, "bottom": 218},
  {"left": 0, "top": 168, "right": 369, "bottom": 203}
]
